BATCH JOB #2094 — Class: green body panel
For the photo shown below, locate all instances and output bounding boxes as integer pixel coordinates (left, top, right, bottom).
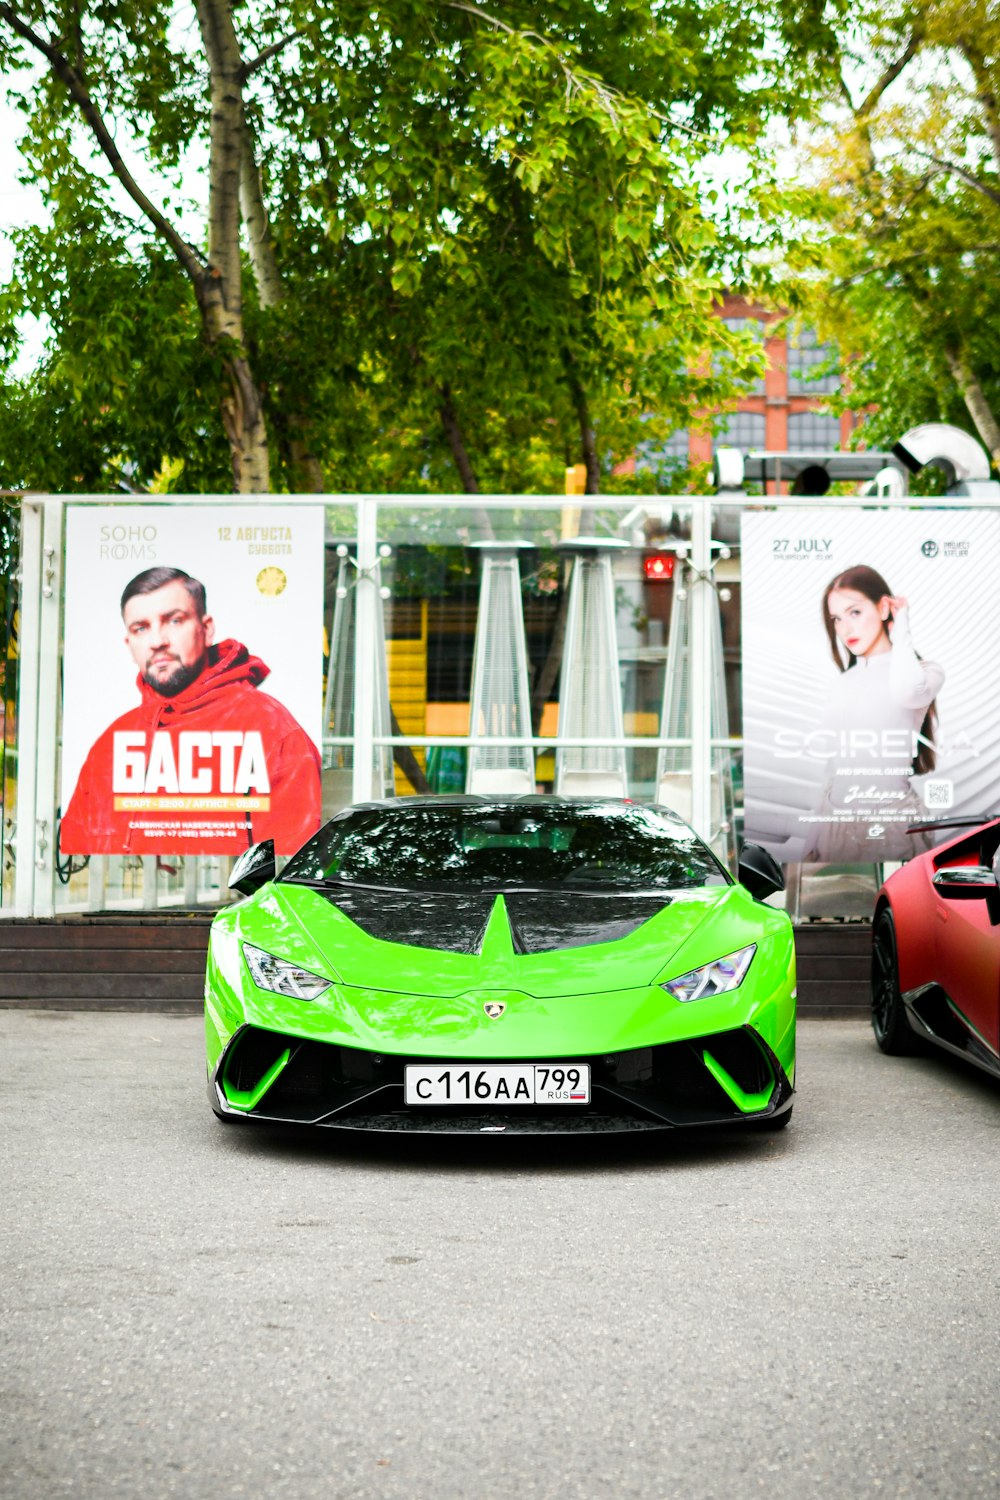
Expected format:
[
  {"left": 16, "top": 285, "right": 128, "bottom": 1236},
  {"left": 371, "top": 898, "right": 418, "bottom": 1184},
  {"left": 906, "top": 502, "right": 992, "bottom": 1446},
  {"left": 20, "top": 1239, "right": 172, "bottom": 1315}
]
[
  {"left": 703, "top": 1048, "right": 774, "bottom": 1112},
  {"left": 205, "top": 880, "right": 796, "bottom": 1086},
  {"left": 222, "top": 1046, "right": 291, "bottom": 1110}
]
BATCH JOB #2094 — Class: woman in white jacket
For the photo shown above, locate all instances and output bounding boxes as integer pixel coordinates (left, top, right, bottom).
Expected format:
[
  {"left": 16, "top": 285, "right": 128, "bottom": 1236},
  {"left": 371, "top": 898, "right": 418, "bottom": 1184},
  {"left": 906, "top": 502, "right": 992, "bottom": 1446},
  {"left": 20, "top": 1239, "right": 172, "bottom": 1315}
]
[{"left": 802, "top": 564, "right": 944, "bottom": 862}]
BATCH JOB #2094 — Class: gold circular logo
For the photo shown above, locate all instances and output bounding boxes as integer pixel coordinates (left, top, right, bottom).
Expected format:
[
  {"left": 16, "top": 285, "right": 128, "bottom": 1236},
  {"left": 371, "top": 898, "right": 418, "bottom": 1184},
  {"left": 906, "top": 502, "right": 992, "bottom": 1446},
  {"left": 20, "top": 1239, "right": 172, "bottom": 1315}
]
[{"left": 256, "top": 566, "right": 287, "bottom": 596}]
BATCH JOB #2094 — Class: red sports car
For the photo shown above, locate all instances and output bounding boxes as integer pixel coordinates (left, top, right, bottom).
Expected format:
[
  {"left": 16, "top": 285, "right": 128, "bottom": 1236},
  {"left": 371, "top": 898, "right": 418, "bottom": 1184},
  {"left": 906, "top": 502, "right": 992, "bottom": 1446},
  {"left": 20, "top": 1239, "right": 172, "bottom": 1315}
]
[{"left": 871, "top": 817, "right": 1000, "bottom": 1073}]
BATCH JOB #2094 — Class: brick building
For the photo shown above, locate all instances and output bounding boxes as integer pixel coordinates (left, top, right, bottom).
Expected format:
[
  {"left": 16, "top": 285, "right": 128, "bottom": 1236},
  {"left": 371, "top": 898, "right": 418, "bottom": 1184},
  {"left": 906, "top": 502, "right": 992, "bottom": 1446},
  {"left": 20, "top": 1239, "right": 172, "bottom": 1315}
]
[{"left": 635, "top": 295, "right": 859, "bottom": 480}]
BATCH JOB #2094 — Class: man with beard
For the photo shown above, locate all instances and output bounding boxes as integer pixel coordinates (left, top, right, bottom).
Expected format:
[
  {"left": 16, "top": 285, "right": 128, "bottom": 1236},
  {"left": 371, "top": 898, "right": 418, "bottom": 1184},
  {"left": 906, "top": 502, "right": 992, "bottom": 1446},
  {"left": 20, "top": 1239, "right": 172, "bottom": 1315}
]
[{"left": 59, "top": 566, "right": 321, "bottom": 855}]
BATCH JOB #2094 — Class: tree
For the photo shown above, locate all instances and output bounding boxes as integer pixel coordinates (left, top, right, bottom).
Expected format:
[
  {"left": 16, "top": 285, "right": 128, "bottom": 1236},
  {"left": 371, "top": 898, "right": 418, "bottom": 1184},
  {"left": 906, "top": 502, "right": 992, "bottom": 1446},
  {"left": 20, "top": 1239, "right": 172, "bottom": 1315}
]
[
  {"left": 784, "top": 1, "right": 1000, "bottom": 466},
  {"left": 0, "top": 2, "right": 831, "bottom": 499}
]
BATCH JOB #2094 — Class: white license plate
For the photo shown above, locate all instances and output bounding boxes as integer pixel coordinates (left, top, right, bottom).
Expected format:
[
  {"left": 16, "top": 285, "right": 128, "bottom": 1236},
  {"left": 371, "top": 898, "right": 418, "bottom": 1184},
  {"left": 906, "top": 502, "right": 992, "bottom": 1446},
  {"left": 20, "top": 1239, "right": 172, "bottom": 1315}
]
[{"left": 404, "top": 1063, "right": 590, "bottom": 1106}]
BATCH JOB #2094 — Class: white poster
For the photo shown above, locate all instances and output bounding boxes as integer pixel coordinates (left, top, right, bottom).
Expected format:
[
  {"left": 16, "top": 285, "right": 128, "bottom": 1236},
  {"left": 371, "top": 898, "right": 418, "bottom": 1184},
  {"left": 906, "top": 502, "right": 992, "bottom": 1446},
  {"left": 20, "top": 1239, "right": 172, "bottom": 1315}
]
[
  {"left": 59, "top": 504, "right": 325, "bottom": 856},
  {"left": 741, "top": 508, "right": 1000, "bottom": 863}
]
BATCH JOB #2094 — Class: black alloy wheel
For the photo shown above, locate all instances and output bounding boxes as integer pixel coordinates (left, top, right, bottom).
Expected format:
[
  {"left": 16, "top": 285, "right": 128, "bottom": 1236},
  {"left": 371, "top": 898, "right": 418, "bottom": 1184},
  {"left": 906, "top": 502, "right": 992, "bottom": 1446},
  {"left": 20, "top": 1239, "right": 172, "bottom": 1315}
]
[{"left": 871, "top": 907, "right": 920, "bottom": 1056}]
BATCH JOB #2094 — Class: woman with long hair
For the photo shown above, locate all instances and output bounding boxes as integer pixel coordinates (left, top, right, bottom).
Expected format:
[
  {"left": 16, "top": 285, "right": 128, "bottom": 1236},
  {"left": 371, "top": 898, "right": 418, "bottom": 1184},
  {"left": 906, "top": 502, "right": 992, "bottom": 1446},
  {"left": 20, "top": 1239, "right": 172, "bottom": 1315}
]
[{"left": 802, "top": 564, "right": 944, "bottom": 862}]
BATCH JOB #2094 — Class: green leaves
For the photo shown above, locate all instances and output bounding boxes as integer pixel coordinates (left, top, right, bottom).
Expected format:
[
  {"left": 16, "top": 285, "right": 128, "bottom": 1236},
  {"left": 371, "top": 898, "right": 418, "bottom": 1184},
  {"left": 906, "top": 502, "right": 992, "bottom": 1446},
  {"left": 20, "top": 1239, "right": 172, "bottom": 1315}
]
[
  {"left": 783, "top": 1, "right": 1000, "bottom": 465},
  {"left": 0, "top": 0, "right": 838, "bottom": 496}
]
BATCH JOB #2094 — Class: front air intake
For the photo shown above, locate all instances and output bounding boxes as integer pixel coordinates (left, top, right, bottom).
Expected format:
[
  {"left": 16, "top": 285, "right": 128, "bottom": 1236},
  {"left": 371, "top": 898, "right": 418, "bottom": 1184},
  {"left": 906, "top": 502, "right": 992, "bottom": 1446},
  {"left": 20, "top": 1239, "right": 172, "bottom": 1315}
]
[{"left": 221, "top": 1027, "right": 292, "bottom": 1111}]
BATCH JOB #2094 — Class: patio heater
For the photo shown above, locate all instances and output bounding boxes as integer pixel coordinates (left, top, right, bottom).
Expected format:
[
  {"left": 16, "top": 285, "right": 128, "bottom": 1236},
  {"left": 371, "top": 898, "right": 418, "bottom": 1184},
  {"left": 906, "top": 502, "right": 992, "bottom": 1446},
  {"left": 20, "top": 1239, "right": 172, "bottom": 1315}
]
[
  {"left": 554, "top": 538, "right": 630, "bottom": 799},
  {"left": 656, "top": 571, "right": 734, "bottom": 857},
  {"left": 466, "top": 542, "right": 535, "bottom": 795},
  {"left": 323, "top": 543, "right": 395, "bottom": 806}
]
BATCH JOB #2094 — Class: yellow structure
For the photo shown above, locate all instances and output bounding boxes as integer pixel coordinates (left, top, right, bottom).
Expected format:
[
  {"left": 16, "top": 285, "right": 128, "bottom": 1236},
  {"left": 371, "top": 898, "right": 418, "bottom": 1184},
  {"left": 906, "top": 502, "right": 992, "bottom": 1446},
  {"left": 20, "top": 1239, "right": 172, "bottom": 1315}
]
[{"left": 386, "top": 600, "right": 428, "bottom": 793}]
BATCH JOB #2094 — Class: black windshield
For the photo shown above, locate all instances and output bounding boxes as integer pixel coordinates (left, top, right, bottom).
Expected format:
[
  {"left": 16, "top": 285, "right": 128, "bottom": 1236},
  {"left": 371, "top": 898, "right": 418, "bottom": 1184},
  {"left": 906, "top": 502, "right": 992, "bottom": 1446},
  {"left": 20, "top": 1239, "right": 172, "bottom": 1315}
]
[{"left": 281, "top": 801, "right": 729, "bottom": 893}]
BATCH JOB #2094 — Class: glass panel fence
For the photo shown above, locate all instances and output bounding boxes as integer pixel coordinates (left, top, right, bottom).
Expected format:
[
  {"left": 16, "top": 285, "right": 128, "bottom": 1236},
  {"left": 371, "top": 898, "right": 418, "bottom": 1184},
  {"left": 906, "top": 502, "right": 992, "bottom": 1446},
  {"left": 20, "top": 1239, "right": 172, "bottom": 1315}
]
[{"left": 16, "top": 488, "right": 982, "bottom": 917}]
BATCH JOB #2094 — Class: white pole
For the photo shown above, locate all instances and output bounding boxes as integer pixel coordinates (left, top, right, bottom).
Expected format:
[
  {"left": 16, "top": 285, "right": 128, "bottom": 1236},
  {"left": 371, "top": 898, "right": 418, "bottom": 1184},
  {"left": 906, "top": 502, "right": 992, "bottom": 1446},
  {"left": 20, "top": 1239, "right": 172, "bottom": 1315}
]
[
  {"left": 88, "top": 854, "right": 107, "bottom": 909},
  {"left": 352, "top": 497, "right": 378, "bottom": 804},
  {"left": 689, "top": 496, "right": 713, "bottom": 842},
  {"left": 30, "top": 497, "right": 65, "bottom": 918},
  {"left": 141, "top": 855, "right": 157, "bottom": 910},
  {"left": 13, "top": 501, "right": 43, "bottom": 916}
]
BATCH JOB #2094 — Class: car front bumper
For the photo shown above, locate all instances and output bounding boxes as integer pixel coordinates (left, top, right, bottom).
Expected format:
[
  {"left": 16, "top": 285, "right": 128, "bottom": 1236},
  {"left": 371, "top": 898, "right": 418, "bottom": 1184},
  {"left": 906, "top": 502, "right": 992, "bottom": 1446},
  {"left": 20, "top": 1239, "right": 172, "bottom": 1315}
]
[{"left": 209, "top": 1023, "right": 794, "bottom": 1133}]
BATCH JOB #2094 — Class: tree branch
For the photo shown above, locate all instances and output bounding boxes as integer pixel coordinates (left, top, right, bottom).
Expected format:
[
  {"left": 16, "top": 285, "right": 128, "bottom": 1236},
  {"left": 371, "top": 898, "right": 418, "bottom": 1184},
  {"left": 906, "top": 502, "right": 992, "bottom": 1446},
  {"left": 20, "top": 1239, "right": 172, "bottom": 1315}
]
[
  {"left": 834, "top": 66, "right": 855, "bottom": 114},
  {"left": 843, "top": 242, "right": 1000, "bottom": 285},
  {"left": 846, "top": 30, "right": 922, "bottom": 174},
  {"left": 907, "top": 146, "right": 1000, "bottom": 208},
  {"left": 443, "top": 0, "right": 694, "bottom": 132},
  {"left": 437, "top": 385, "right": 481, "bottom": 494},
  {"left": 855, "top": 31, "right": 922, "bottom": 122},
  {"left": 104, "top": 460, "right": 150, "bottom": 495},
  {"left": 960, "top": 42, "right": 1000, "bottom": 176},
  {"left": 239, "top": 114, "right": 283, "bottom": 308},
  {"left": 0, "top": 2, "right": 206, "bottom": 284},
  {"left": 239, "top": 29, "right": 305, "bottom": 86}
]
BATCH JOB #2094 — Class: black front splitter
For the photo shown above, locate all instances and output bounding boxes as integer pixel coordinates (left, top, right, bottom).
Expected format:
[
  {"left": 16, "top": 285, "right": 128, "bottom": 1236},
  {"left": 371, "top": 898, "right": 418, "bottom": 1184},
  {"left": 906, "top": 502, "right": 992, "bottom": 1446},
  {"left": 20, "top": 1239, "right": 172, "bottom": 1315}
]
[{"left": 211, "top": 1089, "right": 793, "bottom": 1135}]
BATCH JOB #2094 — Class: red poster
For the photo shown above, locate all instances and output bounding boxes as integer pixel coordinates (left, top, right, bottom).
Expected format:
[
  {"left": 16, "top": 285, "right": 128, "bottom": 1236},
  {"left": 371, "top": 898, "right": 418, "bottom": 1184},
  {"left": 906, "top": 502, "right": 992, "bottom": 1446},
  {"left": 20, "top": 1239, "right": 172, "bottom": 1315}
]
[{"left": 59, "top": 505, "right": 325, "bottom": 855}]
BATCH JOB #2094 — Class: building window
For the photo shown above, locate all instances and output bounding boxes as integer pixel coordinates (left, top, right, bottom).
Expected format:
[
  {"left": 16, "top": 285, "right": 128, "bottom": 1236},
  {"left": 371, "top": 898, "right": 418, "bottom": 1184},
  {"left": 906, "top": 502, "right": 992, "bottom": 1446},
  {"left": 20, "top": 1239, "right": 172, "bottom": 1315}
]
[
  {"left": 718, "top": 317, "right": 766, "bottom": 395},
  {"left": 787, "top": 411, "right": 842, "bottom": 451},
  {"left": 787, "top": 329, "right": 839, "bottom": 395},
  {"left": 635, "top": 429, "right": 690, "bottom": 469},
  {"left": 714, "top": 411, "right": 765, "bottom": 451}
]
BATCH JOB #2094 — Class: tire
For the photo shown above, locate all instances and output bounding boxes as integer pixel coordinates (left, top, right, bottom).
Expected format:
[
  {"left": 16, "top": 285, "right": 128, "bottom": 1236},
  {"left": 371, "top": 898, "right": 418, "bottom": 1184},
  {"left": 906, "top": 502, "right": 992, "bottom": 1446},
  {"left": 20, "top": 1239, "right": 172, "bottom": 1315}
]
[{"left": 871, "top": 907, "right": 920, "bottom": 1055}]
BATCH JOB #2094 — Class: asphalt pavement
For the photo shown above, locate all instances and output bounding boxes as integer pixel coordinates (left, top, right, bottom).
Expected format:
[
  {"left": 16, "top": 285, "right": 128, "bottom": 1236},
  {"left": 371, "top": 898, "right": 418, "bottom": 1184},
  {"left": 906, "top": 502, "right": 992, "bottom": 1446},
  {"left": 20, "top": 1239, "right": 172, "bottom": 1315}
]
[{"left": 3, "top": 1011, "right": 999, "bottom": 1500}]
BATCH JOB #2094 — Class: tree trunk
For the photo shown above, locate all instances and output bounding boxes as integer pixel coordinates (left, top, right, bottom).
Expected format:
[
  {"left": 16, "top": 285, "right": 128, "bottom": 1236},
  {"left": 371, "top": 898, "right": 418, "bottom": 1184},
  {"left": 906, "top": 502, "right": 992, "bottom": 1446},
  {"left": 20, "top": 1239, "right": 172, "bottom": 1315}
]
[
  {"left": 439, "top": 386, "right": 481, "bottom": 493},
  {"left": 962, "top": 44, "right": 1000, "bottom": 176},
  {"left": 529, "top": 354, "right": 601, "bottom": 734},
  {"left": 240, "top": 131, "right": 283, "bottom": 311},
  {"left": 945, "top": 348, "right": 1000, "bottom": 469},
  {"left": 530, "top": 586, "right": 569, "bottom": 736},
  {"left": 0, "top": 2, "right": 272, "bottom": 492},
  {"left": 437, "top": 386, "right": 495, "bottom": 538},
  {"left": 562, "top": 352, "right": 600, "bottom": 520},
  {"left": 240, "top": 119, "right": 325, "bottom": 492},
  {"left": 195, "top": 0, "right": 272, "bottom": 493},
  {"left": 191, "top": 268, "right": 269, "bottom": 495},
  {"left": 390, "top": 707, "right": 431, "bottom": 794}
]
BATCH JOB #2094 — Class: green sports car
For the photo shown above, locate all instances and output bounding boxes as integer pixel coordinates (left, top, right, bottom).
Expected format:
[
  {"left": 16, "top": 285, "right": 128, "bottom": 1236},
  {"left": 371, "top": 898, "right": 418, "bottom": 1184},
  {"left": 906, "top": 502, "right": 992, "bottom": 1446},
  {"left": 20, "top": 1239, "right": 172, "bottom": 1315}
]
[{"left": 205, "top": 796, "right": 796, "bottom": 1134}]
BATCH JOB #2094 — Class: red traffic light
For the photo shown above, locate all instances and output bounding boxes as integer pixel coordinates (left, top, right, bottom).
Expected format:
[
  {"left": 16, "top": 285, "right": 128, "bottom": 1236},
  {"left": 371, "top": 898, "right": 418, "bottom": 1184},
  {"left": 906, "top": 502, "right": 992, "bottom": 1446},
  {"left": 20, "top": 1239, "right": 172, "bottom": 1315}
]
[{"left": 643, "top": 553, "right": 675, "bottom": 582}]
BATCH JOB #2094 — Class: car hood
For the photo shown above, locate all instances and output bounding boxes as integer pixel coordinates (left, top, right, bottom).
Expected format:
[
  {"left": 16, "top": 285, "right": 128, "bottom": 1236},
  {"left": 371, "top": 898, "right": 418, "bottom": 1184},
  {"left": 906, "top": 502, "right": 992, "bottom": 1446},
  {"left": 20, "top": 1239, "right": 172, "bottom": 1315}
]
[{"left": 250, "top": 882, "right": 733, "bottom": 998}]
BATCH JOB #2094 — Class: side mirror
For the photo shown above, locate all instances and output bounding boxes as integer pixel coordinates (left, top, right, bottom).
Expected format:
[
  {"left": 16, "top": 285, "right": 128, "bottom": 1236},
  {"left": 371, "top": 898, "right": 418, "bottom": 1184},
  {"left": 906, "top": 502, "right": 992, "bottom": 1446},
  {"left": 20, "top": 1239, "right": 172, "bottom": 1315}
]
[
  {"left": 229, "top": 839, "right": 276, "bottom": 896},
  {"left": 932, "top": 865, "right": 997, "bottom": 899},
  {"left": 737, "top": 842, "right": 785, "bottom": 902}
]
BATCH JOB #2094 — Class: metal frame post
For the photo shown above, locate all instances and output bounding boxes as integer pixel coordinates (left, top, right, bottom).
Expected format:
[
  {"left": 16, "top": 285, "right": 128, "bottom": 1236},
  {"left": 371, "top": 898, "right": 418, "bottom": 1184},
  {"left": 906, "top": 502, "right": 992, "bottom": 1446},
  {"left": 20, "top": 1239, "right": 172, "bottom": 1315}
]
[
  {"left": 31, "top": 497, "right": 64, "bottom": 917},
  {"left": 141, "top": 856, "right": 158, "bottom": 910},
  {"left": 351, "top": 497, "right": 378, "bottom": 804},
  {"left": 88, "top": 854, "right": 107, "bottom": 909},
  {"left": 13, "top": 501, "right": 43, "bottom": 916},
  {"left": 689, "top": 496, "right": 714, "bottom": 842}
]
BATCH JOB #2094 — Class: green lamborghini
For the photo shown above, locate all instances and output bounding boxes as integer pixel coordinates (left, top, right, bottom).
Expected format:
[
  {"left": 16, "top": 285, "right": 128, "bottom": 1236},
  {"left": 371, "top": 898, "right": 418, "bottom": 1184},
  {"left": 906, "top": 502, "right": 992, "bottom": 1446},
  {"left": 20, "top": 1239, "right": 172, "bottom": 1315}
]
[{"left": 205, "top": 796, "right": 796, "bottom": 1134}]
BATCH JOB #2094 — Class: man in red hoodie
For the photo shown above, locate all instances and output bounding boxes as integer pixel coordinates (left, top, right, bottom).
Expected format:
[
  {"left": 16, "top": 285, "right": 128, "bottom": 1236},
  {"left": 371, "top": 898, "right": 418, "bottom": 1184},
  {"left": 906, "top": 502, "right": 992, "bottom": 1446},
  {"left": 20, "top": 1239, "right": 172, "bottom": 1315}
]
[{"left": 60, "top": 566, "right": 321, "bottom": 855}]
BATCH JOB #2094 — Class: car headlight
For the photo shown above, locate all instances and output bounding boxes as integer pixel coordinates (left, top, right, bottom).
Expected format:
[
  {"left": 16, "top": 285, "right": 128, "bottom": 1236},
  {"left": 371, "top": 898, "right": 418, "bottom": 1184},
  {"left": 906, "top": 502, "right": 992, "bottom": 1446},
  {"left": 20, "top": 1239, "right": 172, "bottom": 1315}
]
[
  {"left": 660, "top": 944, "right": 756, "bottom": 1003},
  {"left": 242, "top": 942, "right": 331, "bottom": 1001}
]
